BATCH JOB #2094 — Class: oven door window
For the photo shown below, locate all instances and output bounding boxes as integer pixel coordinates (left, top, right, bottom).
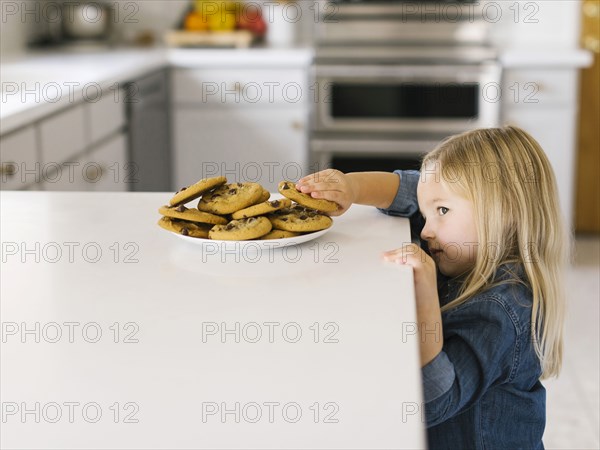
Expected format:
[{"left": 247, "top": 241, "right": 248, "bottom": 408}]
[{"left": 331, "top": 82, "right": 479, "bottom": 119}]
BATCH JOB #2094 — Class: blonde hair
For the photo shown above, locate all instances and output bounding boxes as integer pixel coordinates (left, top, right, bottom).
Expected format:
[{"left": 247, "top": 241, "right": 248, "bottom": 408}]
[{"left": 421, "top": 126, "right": 568, "bottom": 379}]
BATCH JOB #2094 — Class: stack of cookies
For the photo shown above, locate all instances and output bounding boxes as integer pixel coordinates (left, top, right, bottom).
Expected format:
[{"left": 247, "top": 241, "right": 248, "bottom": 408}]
[{"left": 157, "top": 176, "right": 338, "bottom": 241}]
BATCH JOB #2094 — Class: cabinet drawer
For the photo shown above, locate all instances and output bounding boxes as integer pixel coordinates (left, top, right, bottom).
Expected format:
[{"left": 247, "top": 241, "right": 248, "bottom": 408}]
[
  {"left": 86, "top": 133, "right": 129, "bottom": 192},
  {"left": 39, "top": 104, "right": 87, "bottom": 165},
  {"left": 87, "top": 90, "right": 126, "bottom": 144},
  {"left": 502, "top": 69, "right": 577, "bottom": 107},
  {"left": 172, "top": 68, "right": 307, "bottom": 105},
  {"left": 41, "top": 154, "right": 91, "bottom": 191},
  {"left": 0, "top": 126, "right": 39, "bottom": 190}
]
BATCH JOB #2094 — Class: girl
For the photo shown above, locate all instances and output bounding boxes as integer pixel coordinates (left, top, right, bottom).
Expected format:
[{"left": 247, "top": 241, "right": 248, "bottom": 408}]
[{"left": 296, "top": 126, "right": 567, "bottom": 450}]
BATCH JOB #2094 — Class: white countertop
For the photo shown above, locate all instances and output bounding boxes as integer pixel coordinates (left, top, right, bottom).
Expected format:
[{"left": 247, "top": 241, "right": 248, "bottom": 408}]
[
  {"left": 1, "top": 45, "right": 591, "bottom": 136},
  {"left": 0, "top": 191, "right": 425, "bottom": 449},
  {"left": 0, "top": 46, "right": 314, "bottom": 135}
]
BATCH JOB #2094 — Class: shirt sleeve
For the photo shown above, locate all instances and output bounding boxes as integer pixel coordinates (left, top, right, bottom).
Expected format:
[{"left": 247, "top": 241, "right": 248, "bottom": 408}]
[
  {"left": 377, "top": 170, "right": 426, "bottom": 244},
  {"left": 377, "top": 170, "right": 421, "bottom": 218},
  {"left": 421, "top": 295, "right": 520, "bottom": 428}
]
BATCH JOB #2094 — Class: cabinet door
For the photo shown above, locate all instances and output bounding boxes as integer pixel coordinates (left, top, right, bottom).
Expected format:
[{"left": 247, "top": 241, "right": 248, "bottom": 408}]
[
  {"left": 39, "top": 104, "right": 87, "bottom": 166},
  {"left": 503, "top": 107, "right": 577, "bottom": 231},
  {"left": 174, "top": 108, "right": 308, "bottom": 192},
  {"left": 85, "top": 133, "right": 129, "bottom": 192},
  {"left": 40, "top": 155, "right": 91, "bottom": 191},
  {"left": 87, "top": 89, "right": 126, "bottom": 145},
  {"left": 172, "top": 68, "right": 307, "bottom": 106},
  {"left": 0, "top": 125, "right": 39, "bottom": 190}
]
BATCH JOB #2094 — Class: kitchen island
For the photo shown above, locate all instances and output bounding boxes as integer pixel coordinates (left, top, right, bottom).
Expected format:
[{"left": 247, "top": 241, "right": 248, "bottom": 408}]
[{"left": 0, "top": 191, "right": 426, "bottom": 449}]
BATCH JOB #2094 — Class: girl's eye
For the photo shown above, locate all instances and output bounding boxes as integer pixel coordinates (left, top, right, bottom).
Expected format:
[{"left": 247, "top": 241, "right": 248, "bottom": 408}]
[{"left": 438, "top": 207, "right": 449, "bottom": 216}]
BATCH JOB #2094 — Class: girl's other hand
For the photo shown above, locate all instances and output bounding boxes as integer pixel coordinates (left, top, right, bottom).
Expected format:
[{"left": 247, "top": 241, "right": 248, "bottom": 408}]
[
  {"left": 382, "top": 243, "right": 439, "bottom": 309},
  {"left": 295, "top": 169, "right": 357, "bottom": 216},
  {"left": 383, "top": 243, "right": 443, "bottom": 366}
]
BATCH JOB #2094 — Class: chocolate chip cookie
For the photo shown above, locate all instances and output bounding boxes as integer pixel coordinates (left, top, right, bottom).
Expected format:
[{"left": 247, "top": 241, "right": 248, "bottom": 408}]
[
  {"left": 157, "top": 217, "right": 213, "bottom": 238},
  {"left": 259, "top": 229, "right": 301, "bottom": 240},
  {"left": 159, "top": 205, "right": 227, "bottom": 225},
  {"left": 258, "top": 189, "right": 270, "bottom": 203},
  {"left": 267, "top": 205, "right": 333, "bottom": 232},
  {"left": 198, "top": 182, "right": 263, "bottom": 215},
  {"left": 208, "top": 216, "right": 273, "bottom": 241},
  {"left": 278, "top": 181, "right": 339, "bottom": 213},
  {"left": 231, "top": 198, "right": 292, "bottom": 220},
  {"left": 169, "top": 176, "right": 227, "bottom": 206}
]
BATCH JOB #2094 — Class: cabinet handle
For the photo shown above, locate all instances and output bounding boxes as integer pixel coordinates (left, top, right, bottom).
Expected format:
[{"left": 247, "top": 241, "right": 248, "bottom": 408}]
[
  {"left": 0, "top": 163, "right": 17, "bottom": 178},
  {"left": 291, "top": 121, "right": 304, "bottom": 131},
  {"left": 84, "top": 164, "right": 104, "bottom": 182}
]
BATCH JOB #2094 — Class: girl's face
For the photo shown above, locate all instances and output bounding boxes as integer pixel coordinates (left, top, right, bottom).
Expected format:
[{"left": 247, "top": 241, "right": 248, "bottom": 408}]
[{"left": 417, "top": 167, "right": 479, "bottom": 277}]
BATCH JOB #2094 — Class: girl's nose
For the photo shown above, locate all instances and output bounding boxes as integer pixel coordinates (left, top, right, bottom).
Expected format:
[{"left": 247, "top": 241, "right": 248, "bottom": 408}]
[{"left": 420, "top": 222, "right": 435, "bottom": 241}]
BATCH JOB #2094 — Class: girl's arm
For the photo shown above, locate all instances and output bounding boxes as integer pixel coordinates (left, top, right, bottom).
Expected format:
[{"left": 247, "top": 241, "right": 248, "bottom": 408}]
[
  {"left": 296, "top": 170, "right": 400, "bottom": 215},
  {"left": 383, "top": 243, "right": 443, "bottom": 366}
]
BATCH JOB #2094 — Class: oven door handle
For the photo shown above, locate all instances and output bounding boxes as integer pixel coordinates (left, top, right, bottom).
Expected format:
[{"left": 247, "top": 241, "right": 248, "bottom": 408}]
[
  {"left": 310, "top": 139, "right": 442, "bottom": 155},
  {"left": 315, "top": 63, "right": 500, "bottom": 82}
]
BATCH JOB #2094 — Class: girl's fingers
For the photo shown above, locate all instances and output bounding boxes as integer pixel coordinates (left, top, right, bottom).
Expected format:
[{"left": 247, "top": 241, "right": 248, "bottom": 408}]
[
  {"left": 298, "top": 178, "right": 345, "bottom": 191},
  {"left": 382, "top": 244, "right": 421, "bottom": 263},
  {"left": 298, "top": 170, "right": 336, "bottom": 185}
]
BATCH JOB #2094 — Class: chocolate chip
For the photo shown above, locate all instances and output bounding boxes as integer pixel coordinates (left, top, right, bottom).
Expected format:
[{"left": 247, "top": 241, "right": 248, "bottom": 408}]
[
  {"left": 282, "top": 184, "right": 289, "bottom": 190},
  {"left": 226, "top": 223, "right": 235, "bottom": 230},
  {"left": 299, "top": 215, "right": 307, "bottom": 220},
  {"left": 181, "top": 228, "right": 189, "bottom": 236},
  {"left": 281, "top": 218, "right": 288, "bottom": 222},
  {"left": 176, "top": 205, "right": 186, "bottom": 212},
  {"left": 237, "top": 183, "right": 243, "bottom": 187},
  {"left": 271, "top": 200, "right": 280, "bottom": 207},
  {"left": 228, "top": 189, "right": 237, "bottom": 195}
]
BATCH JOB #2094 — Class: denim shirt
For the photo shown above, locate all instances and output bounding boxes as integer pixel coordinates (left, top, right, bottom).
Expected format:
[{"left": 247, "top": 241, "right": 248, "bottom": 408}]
[{"left": 379, "top": 170, "right": 545, "bottom": 450}]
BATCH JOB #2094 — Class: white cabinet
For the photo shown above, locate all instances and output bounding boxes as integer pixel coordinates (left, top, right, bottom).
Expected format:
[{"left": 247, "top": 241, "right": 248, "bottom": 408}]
[
  {"left": 86, "top": 133, "right": 129, "bottom": 192},
  {"left": 172, "top": 66, "right": 309, "bottom": 192},
  {"left": 1, "top": 89, "right": 128, "bottom": 192},
  {"left": 0, "top": 125, "right": 39, "bottom": 190},
  {"left": 87, "top": 92, "right": 126, "bottom": 145},
  {"left": 39, "top": 104, "right": 87, "bottom": 166},
  {"left": 172, "top": 68, "right": 307, "bottom": 105},
  {"left": 41, "top": 155, "right": 92, "bottom": 191},
  {"left": 501, "top": 68, "right": 580, "bottom": 232},
  {"left": 174, "top": 108, "right": 307, "bottom": 191}
]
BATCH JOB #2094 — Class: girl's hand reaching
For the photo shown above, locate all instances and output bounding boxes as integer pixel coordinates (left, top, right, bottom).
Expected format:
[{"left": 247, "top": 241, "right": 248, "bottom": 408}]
[{"left": 295, "top": 169, "right": 357, "bottom": 216}]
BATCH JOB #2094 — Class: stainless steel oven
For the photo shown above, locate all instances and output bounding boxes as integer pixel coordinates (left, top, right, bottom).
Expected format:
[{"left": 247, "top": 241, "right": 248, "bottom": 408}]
[
  {"left": 309, "top": 0, "right": 502, "bottom": 173},
  {"left": 313, "top": 61, "right": 501, "bottom": 135}
]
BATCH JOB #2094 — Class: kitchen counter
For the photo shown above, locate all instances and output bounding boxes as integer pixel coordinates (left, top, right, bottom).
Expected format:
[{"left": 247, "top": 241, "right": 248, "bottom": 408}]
[
  {"left": 0, "top": 191, "right": 425, "bottom": 449},
  {"left": 1, "top": 44, "right": 591, "bottom": 136},
  {"left": 0, "top": 46, "right": 314, "bottom": 135}
]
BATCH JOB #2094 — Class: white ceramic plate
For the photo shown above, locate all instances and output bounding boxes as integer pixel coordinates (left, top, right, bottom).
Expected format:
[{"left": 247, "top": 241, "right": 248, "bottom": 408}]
[{"left": 172, "top": 225, "right": 333, "bottom": 252}]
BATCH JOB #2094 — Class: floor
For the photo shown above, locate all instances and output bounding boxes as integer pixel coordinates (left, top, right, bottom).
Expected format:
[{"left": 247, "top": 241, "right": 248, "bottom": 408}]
[{"left": 544, "top": 235, "right": 600, "bottom": 449}]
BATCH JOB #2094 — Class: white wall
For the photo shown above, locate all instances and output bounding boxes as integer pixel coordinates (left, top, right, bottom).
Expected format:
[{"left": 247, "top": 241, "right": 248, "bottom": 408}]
[
  {"left": 109, "top": 0, "right": 189, "bottom": 44},
  {"left": 487, "top": 0, "right": 582, "bottom": 49},
  {"left": 0, "top": 0, "right": 583, "bottom": 56}
]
